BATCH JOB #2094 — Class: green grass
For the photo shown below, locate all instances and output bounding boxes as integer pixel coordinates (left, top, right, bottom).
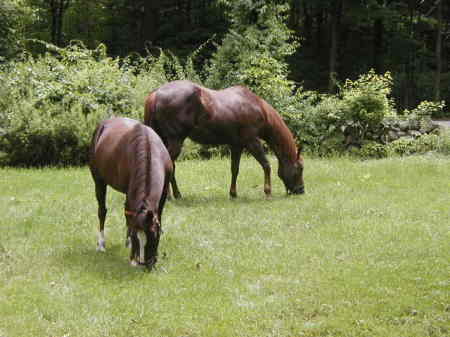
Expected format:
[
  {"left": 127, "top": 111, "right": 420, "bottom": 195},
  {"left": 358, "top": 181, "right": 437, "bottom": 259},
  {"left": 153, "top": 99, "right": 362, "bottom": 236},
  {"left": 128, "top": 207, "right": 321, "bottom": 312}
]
[{"left": 1, "top": 155, "right": 449, "bottom": 337}]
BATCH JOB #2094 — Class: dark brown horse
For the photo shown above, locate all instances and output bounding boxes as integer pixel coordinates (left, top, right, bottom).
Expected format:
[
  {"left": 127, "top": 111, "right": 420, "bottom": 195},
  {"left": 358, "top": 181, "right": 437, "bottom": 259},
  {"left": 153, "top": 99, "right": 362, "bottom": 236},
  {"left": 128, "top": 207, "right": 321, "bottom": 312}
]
[
  {"left": 89, "top": 117, "right": 173, "bottom": 268},
  {"left": 144, "top": 80, "right": 304, "bottom": 198}
]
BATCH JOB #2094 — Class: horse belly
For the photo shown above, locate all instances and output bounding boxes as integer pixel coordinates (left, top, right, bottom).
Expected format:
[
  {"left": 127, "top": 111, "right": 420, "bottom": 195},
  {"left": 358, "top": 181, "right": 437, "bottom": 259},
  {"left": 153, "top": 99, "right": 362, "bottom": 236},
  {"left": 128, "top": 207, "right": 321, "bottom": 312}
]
[
  {"left": 189, "top": 125, "right": 238, "bottom": 145},
  {"left": 93, "top": 151, "right": 130, "bottom": 194}
]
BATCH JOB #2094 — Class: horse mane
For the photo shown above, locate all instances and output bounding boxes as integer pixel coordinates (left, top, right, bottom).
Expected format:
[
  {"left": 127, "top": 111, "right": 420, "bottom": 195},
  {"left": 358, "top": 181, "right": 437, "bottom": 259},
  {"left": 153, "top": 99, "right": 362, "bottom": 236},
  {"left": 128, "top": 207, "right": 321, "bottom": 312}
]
[
  {"left": 259, "top": 99, "right": 298, "bottom": 163},
  {"left": 129, "top": 124, "right": 152, "bottom": 210}
]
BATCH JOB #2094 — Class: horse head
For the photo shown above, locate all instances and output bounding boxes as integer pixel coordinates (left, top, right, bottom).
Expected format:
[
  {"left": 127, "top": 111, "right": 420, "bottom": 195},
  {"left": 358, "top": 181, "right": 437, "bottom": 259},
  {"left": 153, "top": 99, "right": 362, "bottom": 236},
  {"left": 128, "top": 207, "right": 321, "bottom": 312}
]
[
  {"left": 278, "top": 146, "right": 305, "bottom": 195},
  {"left": 125, "top": 207, "right": 161, "bottom": 268}
]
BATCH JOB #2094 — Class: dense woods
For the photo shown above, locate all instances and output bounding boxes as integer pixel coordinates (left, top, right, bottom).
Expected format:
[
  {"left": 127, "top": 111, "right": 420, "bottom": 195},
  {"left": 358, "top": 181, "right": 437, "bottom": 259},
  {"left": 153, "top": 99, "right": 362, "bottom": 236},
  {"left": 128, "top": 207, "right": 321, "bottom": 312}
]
[
  {"left": 2, "top": 0, "right": 449, "bottom": 110},
  {"left": 1, "top": 0, "right": 449, "bottom": 166}
]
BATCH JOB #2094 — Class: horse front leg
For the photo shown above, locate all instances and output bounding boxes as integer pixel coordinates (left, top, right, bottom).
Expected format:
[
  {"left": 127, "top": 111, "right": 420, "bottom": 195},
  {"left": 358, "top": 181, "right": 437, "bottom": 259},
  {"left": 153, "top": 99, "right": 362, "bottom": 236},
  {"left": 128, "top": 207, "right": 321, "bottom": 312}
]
[
  {"left": 246, "top": 140, "right": 271, "bottom": 197},
  {"left": 229, "top": 146, "right": 243, "bottom": 198},
  {"left": 94, "top": 179, "right": 107, "bottom": 251}
]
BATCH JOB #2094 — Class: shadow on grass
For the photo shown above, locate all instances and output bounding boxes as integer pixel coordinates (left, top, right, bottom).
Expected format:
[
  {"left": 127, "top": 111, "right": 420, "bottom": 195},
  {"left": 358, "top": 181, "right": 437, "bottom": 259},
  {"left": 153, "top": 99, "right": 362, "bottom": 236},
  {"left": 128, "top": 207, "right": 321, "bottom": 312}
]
[
  {"left": 168, "top": 193, "right": 291, "bottom": 208},
  {"left": 53, "top": 242, "right": 149, "bottom": 281}
]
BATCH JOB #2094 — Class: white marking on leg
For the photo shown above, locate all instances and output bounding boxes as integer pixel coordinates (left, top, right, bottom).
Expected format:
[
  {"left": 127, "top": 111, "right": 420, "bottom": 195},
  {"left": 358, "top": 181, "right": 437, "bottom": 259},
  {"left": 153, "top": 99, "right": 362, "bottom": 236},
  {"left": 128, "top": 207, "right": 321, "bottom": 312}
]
[
  {"left": 137, "top": 231, "right": 147, "bottom": 264},
  {"left": 97, "top": 230, "right": 106, "bottom": 252}
]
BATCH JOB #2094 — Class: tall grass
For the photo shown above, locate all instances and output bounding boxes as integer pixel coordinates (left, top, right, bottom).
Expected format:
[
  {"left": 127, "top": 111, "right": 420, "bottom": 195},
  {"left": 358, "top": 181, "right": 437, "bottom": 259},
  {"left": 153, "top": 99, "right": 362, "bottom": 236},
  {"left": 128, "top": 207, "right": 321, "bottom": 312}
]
[{"left": 1, "top": 155, "right": 449, "bottom": 336}]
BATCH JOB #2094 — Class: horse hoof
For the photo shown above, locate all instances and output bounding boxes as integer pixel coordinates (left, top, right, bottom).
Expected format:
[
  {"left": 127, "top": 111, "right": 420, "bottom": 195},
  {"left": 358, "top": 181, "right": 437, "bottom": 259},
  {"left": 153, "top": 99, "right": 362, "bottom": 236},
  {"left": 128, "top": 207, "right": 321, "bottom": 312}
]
[
  {"left": 130, "top": 259, "right": 138, "bottom": 267},
  {"left": 96, "top": 245, "right": 106, "bottom": 252}
]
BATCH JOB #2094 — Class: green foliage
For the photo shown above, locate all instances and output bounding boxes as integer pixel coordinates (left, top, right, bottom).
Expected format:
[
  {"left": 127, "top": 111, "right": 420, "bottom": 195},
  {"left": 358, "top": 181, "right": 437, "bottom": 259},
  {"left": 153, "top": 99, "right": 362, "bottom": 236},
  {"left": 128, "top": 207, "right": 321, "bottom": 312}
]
[
  {"left": 352, "top": 129, "right": 450, "bottom": 159},
  {"left": 205, "top": 1, "right": 297, "bottom": 111},
  {"left": 289, "top": 70, "right": 396, "bottom": 154},
  {"left": 0, "top": 42, "right": 164, "bottom": 166},
  {"left": 402, "top": 100, "right": 446, "bottom": 118},
  {"left": 339, "top": 70, "right": 396, "bottom": 143},
  {"left": 290, "top": 92, "right": 346, "bottom": 155},
  {"left": 387, "top": 131, "right": 450, "bottom": 157},
  {"left": 358, "top": 141, "right": 389, "bottom": 159},
  {"left": 0, "top": 0, "right": 27, "bottom": 61}
]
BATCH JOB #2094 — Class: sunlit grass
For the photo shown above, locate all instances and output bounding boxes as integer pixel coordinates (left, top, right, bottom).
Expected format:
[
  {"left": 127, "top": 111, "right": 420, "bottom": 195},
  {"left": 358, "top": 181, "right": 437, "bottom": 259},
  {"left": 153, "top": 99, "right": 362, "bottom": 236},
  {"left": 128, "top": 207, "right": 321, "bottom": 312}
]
[{"left": 1, "top": 155, "right": 449, "bottom": 336}]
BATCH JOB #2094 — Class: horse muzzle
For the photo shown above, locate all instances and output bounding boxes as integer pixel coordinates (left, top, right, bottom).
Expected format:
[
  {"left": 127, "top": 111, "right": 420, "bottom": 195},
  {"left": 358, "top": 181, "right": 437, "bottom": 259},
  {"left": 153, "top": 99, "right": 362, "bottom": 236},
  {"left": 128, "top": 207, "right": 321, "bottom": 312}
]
[
  {"left": 289, "top": 185, "right": 305, "bottom": 195},
  {"left": 132, "top": 256, "right": 157, "bottom": 269}
]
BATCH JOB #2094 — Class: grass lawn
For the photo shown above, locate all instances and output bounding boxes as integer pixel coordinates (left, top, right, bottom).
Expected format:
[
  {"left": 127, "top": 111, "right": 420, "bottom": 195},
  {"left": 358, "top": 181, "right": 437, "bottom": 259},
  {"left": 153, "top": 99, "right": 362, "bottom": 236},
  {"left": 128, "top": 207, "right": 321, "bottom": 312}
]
[{"left": 1, "top": 155, "right": 449, "bottom": 337}]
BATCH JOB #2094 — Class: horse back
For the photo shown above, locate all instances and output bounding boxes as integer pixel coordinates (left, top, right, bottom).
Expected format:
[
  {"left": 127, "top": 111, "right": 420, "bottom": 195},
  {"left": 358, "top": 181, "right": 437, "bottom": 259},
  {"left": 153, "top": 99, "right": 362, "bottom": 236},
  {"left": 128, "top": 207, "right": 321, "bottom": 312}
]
[
  {"left": 89, "top": 118, "right": 171, "bottom": 194},
  {"left": 144, "top": 81, "right": 210, "bottom": 137}
]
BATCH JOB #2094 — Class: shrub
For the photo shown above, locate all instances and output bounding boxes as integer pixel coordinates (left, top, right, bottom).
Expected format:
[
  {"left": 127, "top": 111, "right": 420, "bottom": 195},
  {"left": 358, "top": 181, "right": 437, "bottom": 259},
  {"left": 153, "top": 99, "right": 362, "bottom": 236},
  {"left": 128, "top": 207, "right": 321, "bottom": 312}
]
[
  {"left": 339, "top": 70, "right": 396, "bottom": 145},
  {"left": 358, "top": 141, "right": 389, "bottom": 159},
  {"left": 0, "top": 43, "right": 155, "bottom": 166},
  {"left": 288, "top": 71, "right": 396, "bottom": 155},
  {"left": 386, "top": 133, "right": 445, "bottom": 157},
  {"left": 290, "top": 92, "right": 346, "bottom": 155}
]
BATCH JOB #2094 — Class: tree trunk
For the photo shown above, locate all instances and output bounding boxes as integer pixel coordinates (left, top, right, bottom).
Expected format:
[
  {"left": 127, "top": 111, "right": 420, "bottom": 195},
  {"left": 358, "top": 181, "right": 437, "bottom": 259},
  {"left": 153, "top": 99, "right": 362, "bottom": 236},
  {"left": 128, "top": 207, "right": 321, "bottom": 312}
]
[
  {"left": 303, "top": 3, "right": 312, "bottom": 46},
  {"left": 142, "top": 0, "right": 160, "bottom": 53},
  {"left": 56, "top": 1, "right": 63, "bottom": 46},
  {"left": 48, "top": 0, "right": 70, "bottom": 47},
  {"left": 373, "top": 16, "right": 384, "bottom": 73},
  {"left": 434, "top": 0, "right": 442, "bottom": 101},
  {"left": 403, "top": 0, "right": 416, "bottom": 109},
  {"left": 328, "top": 0, "right": 343, "bottom": 93},
  {"left": 49, "top": 0, "right": 57, "bottom": 44},
  {"left": 315, "top": 8, "right": 324, "bottom": 57}
]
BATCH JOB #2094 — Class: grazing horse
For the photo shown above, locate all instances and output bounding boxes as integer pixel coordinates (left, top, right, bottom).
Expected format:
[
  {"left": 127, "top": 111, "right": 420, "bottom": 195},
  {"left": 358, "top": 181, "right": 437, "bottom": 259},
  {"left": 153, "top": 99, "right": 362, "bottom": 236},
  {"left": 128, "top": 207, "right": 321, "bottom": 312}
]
[
  {"left": 89, "top": 117, "right": 173, "bottom": 268},
  {"left": 144, "top": 80, "right": 304, "bottom": 198}
]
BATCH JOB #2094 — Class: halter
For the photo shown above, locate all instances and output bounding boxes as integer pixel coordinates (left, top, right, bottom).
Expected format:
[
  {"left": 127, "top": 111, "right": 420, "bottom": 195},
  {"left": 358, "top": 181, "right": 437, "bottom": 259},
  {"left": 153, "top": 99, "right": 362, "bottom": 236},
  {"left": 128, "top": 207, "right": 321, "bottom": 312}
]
[
  {"left": 124, "top": 209, "right": 138, "bottom": 217},
  {"left": 124, "top": 208, "right": 163, "bottom": 235}
]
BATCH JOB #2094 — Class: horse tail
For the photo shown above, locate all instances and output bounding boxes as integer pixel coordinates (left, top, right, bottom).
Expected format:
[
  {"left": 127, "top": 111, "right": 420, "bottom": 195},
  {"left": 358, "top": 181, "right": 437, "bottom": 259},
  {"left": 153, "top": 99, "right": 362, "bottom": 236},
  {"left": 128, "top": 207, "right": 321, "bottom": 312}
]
[
  {"left": 144, "top": 90, "right": 157, "bottom": 127},
  {"left": 89, "top": 122, "right": 106, "bottom": 163}
]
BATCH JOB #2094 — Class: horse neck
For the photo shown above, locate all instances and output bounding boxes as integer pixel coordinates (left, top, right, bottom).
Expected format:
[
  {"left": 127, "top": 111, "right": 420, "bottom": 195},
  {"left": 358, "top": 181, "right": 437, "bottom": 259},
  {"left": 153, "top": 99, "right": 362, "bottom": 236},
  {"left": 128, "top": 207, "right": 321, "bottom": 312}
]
[{"left": 263, "top": 111, "right": 298, "bottom": 168}]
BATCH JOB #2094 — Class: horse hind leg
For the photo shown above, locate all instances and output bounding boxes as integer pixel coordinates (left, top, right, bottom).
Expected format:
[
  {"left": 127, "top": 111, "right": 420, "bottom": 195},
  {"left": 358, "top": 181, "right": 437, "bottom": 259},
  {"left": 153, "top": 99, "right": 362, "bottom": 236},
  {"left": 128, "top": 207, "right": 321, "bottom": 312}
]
[
  {"left": 167, "top": 140, "right": 184, "bottom": 199},
  {"left": 94, "top": 179, "right": 107, "bottom": 252},
  {"left": 245, "top": 139, "right": 271, "bottom": 197},
  {"left": 229, "top": 146, "right": 243, "bottom": 198}
]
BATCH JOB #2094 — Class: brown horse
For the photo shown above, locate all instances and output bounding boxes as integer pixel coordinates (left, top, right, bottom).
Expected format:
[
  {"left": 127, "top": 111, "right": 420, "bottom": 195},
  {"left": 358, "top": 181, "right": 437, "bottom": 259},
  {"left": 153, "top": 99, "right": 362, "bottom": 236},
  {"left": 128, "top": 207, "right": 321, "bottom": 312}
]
[
  {"left": 89, "top": 117, "right": 173, "bottom": 268},
  {"left": 144, "top": 80, "right": 304, "bottom": 199}
]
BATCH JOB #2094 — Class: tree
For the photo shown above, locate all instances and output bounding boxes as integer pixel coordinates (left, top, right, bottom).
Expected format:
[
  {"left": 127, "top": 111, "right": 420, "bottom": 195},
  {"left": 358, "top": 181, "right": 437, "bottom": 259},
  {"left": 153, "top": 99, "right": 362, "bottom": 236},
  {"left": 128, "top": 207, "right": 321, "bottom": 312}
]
[
  {"left": 141, "top": 0, "right": 160, "bottom": 53},
  {"left": 206, "top": 1, "right": 298, "bottom": 94},
  {"left": 433, "top": 0, "right": 442, "bottom": 101},
  {"left": 48, "top": 0, "right": 71, "bottom": 46},
  {"left": 328, "top": 0, "right": 343, "bottom": 93},
  {"left": 0, "top": 0, "right": 27, "bottom": 61}
]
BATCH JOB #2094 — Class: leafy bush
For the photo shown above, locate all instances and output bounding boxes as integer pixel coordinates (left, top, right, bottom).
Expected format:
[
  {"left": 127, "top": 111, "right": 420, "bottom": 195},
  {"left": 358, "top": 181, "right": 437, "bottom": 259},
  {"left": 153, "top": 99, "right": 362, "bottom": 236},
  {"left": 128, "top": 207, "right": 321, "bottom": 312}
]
[
  {"left": 339, "top": 71, "right": 396, "bottom": 145},
  {"left": 0, "top": 0, "right": 27, "bottom": 61},
  {"left": 386, "top": 131, "right": 449, "bottom": 157},
  {"left": 288, "top": 71, "right": 396, "bottom": 155},
  {"left": 403, "top": 100, "right": 446, "bottom": 118},
  {"left": 289, "top": 92, "right": 346, "bottom": 155},
  {"left": 0, "top": 42, "right": 165, "bottom": 166},
  {"left": 358, "top": 141, "right": 389, "bottom": 159}
]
